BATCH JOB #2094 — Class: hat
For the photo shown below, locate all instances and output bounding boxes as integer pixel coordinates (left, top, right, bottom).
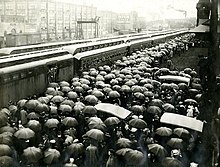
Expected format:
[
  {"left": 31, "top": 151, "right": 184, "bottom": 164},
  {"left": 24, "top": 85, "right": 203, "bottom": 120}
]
[{"left": 50, "top": 139, "right": 56, "bottom": 144}]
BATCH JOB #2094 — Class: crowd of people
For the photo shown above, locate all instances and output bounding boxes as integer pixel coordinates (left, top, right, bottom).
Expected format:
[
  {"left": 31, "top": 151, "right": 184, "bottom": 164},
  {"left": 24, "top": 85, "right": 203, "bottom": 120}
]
[{"left": 0, "top": 33, "right": 206, "bottom": 167}]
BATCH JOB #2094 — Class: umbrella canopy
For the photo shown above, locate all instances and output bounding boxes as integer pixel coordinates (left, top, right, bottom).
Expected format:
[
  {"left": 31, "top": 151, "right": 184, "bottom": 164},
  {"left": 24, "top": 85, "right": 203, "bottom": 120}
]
[
  {"left": 167, "top": 138, "right": 183, "bottom": 149},
  {"left": 173, "top": 128, "right": 191, "bottom": 139},
  {"left": 0, "top": 156, "right": 14, "bottom": 167},
  {"left": 108, "top": 91, "right": 120, "bottom": 98},
  {"left": 22, "top": 146, "right": 43, "bottom": 163},
  {"left": 17, "top": 99, "right": 28, "bottom": 108},
  {"left": 149, "top": 99, "right": 164, "bottom": 107},
  {"left": 104, "top": 117, "right": 120, "bottom": 126},
  {"left": 59, "top": 105, "right": 72, "bottom": 113},
  {"left": 162, "top": 157, "right": 183, "bottom": 167},
  {"left": 85, "top": 95, "right": 99, "bottom": 105},
  {"left": 74, "top": 102, "right": 85, "bottom": 113},
  {"left": 61, "top": 117, "right": 78, "bottom": 127},
  {"left": 48, "top": 82, "right": 59, "bottom": 88},
  {"left": 27, "top": 120, "right": 42, "bottom": 132},
  {"left": 130, "top": 105, "right": 144, "bottom": 115},
  {"left": 147, "top": 106, "right": 162, "bottom": 115},
  {"left": 74, "top": 86, "right": 84, "bottom": 93},
  {"left": 61, "top": 100, "right": 75, "bottom": 107},
  {"left": 60, "top": 81, "right": 70, "bottom": 87},
  {"left": 120, "top": 85, "right": 131, "bottom": 93},
  {"left": 88, "top": 120, "right": 106, "bottom": 131},
  {"left": 155, "top": 127, "right": 172, "bottom": 137},
  {"left": 67, "top": 91, "right": 78, "bottom": 100},
  {"left": 51, "top": 95, "right": 64, "bottom": 103},
  {"left": 178, "top": 83, "right": 188, "bottom": 90},
  {"left": 129, "top": 118, "right": 147, "bottom": 129},
  {"left": 133, "top": 92, "right": 145, "bottom": 100},
  {"left": 124, "top": 149, "right": 144, "bottom": 166},
  {"left": 148, "top": 143, "right": 168, "bottom": 158},
  {"left": 0, "top": 133, "right": 12, "bottom": 145},
  {"left": 14, "top": 128, "right": 35, "bottom": 139},
  {"left": 37, "top": 97, "right": 50, "bottom": 104},
  {"left": 66, "top": 143, "right": 84, "bottom": 155},
  {"left": 44, "top": 118, "right": 59, "bottom": 129},
  {"left": 25, "top": 100, "right": 40, "bottom": 110},
  {"left": 35, "top": 103, "right": 49, "bottom": 113},
  {"left": 27, "top": 112, "right": 40, "bottom": 120},
  {"left": 45, "top": 87, "right": 57, "bottom": 96},
  {"left": 162, "top": 103, "right": 175, "bottom": 112},
  {"left": 85, "top": 129, "right": 104, "bottom": 141},
  {"left": 0, "top": 144, "right": 12, "bottom": 156},
  {"left": 116, "top": 138, "right": 132, "bottom": 148},
  {"left": 91, "top": 90, "right": 104, "bottom": 98},
  {"left": 43, "top": 148, "right": 60, "bottom": 165},
  {"left": 131, "top": 85, "right": 144, "bottom": 93},
  {"left": 116, "top": 148, "right": 133, "bottom": 156},
  {"left": 125, "top": 80, "right": 135, "bottom": 86},
  {"left": 143, "top": 91, "right": 154, "bottom": 98},
  {"left": 61, "top": 86, "right": 72, "bottom": 93},
  {"left": 0, "top": 126, "right": 15, "bottom": 134},
  {"left": 0, "top": 112, "right": 8, "bottom": 127},
  {"left": 82, "top": 106, "right": 97, "bottom": 115},
  {"left": 72, "top": 81, "right": 82, "bottom": 87}
]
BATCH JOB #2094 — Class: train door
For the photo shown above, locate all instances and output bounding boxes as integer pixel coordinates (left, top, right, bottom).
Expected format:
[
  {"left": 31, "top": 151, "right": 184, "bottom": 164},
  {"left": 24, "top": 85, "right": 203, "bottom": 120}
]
[{"left": 46, "top": 60, "right": 58, "bottom": 83}]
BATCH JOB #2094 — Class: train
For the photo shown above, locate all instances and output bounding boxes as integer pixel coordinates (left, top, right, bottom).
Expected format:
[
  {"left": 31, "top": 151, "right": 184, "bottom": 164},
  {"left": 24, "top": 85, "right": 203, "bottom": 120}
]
[{"left": 0, "top": 29, "right": 189, "bottom": 107}]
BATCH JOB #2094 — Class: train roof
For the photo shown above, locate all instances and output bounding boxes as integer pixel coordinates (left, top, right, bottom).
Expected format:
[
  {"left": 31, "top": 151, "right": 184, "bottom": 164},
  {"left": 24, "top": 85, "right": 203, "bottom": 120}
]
[
  {"left": 0, "top": 54, "right": 73, "bottom": 74},
  {"left": 74, "top": 43, "right": 128, "bottom": 60}
]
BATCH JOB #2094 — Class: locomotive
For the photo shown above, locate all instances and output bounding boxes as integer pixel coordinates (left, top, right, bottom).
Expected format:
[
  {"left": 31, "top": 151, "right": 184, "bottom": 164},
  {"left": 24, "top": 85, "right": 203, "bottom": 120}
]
[{"left": 0, "top": 29, "right": 188, "bottom": 107}]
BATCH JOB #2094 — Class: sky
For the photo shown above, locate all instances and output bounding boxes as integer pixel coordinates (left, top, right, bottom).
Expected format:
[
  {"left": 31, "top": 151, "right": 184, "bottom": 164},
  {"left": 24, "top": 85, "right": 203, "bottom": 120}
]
[{"left": 58, "top": 0, "right": 198, "bottom": 20}]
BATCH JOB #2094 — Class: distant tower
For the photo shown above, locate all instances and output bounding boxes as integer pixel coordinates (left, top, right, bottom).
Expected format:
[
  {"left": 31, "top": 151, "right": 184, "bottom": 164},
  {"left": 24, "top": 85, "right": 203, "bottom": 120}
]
[{"left": 196, "top": 0, "right": 211, "bottom": 26}]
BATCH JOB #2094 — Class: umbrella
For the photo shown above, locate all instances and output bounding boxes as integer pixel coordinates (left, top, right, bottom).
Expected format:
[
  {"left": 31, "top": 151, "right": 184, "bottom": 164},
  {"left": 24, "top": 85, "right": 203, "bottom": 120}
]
[
  {"left": 161, "top": 83, "right": 171, "bottom": 90},
  {"left": 112, "top": 85, "right": 121, "bottom": 91},
  {"left": 143, "top": 83, "right": 154, "bottom": 90},
  {"left": 85, "top": 95, "right": 99, "bottom": 105},
  {"left": 184, "top": 99, "right": 198, "bottom": 105},
  {"left": 162, "top": 157, "right": 183, "bottom": 167},
  {"left": 131, "top": 85, "right": 144, "bottom": 93},
  {"left": 96, "top": 75, "right": 105, "bottom": 81},
  {"left": 37, "top": 97, "right": 50, "bottom": 104},
  {"left": 72, "top": 81, "right": 82, "bottom": 87},
  {"left": 22, "top": 146, "right": 43, "bottom": 163},
  {"left": 61, "top": 86, "right": 72, "bottom": 93},
  {"left": 74, "top": 102, "right": 85, "bottom": 113},
  {"left": 48, "top": 82, "right": 59, "bottom": 88},
  {"left": 27, "top": 120, "right": 42, "bottom": 132},
  {"left": 0, "top": 126, "right": 15, "bottom": 134},
  {"left": 116, "top": 138, "right": 132, "bottom": 148},
  {"left": 130, "top": 105, "right": 144, "bottom": 115},
  {"left": 17, "top": 99, "right": 28, "bottom": 108},
  {"left": 178, "top": 83, "right": 188, "bottom": 90},
  {"left": 129, "top": 118, "right": 147, "bottom": 129},
  {"left": 104, "top": 73, "right": 115, "bottom": 80},
  {"left": 87, "top": 117, "right": 103, "bottom": 124},
  {"left": 45, "top": 87, "right": 57, "bottom": 96},
  {"left": 124, "top": 149, "right": 144, "bottom": 165},
  {"left": 149, "top": 99, "right": 164, "bottom": 107},
  {"left": 0, "top": 156, "right": 14, "bottom": 167},
  {"left": 35, "top": 103, "right": 49, "bottom": 113},
  {"left": 0, "top": 144, "right": 12, "bottom": 156},
  {"left": 61, "top": 117, "right": 78, "bottom": 127},
  {"left": 91, "top": 90, "right": 104, "bottom": 98},
  {"left": 74, "top": 86, "right": 84, "bottom": 93},
  {"left": 59, "top": 105, "right": 72, "bottom": 113},
  {"left": 120, "top": 85, "right": 131, "bottom": 93},
  {"left": 66, "top": 143, "right": 84, "bottom": 155},
  {"left": 108, "top": 91, "right": 120, "bottom": 98},
  {"left": 173, "top": 128, "right": 191, "bottom": 139},
  {"left": 8, "top": 105, "right": 17, "bottom": 115},
  {"left": 61, "top": 100, "right": 75, "bottom": 107},
  {"left": 43, "top": 148, "right": 60, "bottom": 165},
  {"left": 148, "top": 143, "right": 168, "bottom": 158},
  {"left": 116, "top": 148, "right": 133, "bottom": 156},
  {"left": 51, "top": 95, "right": 64, "bottom": 103},
  {"left": 133, "top": 92, "right": 145, "bottom": 100},
  {"left": 67, "top": 91, "right": 78, "bottom": 100},
  {"left": 167, "top": 138, "right": 183, "bottom": 149},
  {"left": 155, "top": 127, "right": 172, "bottom": 137},
  {"left": 88, "top": 120, "right": 106, "bottom": 131},
  {"left": 44, "top": 118, "right": 59, "bottom": 129},
  {"left": 0, "top": 133, "right": 12, "bottom": 145},
  {"left": 60, "top": 81, "right": 70, "bottom": 87},
  {"left": 25, "top": 100, "right": 40, "bottom": 110},
  {"left": 162, "top": 103, "right": 175, "bottom": 112},
  {"left": 143, "top": 91, "right": 154, "bottom": 98},
  {"left": 110, "top": 79, "right": 119, "bottom": 85},
  {"left": 80, "top": 78, "right": 90, "bottom": 85},
  {"left": 104, "top": 117, "right": 120, "bottom": 126},
  {"left": 27, "top": 112, "right": 40, "bottom": 120},
  {"left": 103, "top": 87, "right": 112, "bottom": 94},
  {"left": 125, "top": 80, "right": 135, "bottom": 86},
  {"left": 82, "top": 106, "right": 97, "bottom": 115},
  {"left": 14, "top": 128, "right": 35, "bottom": 139},
  {"left": 147, "top": 106, "right": 162, "bottom": 115},
  {"left": 85, "top": 129, "right": 104, "bottom": 141}
]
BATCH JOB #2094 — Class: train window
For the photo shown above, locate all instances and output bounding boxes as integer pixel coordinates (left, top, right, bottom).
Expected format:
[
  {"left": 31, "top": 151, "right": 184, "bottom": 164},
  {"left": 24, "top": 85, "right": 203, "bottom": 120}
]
[
  {"left": 20, "top": 72, "right": 26, "bottom": 78},
  {"left": 3, "top": 77, "right": 10, "bottom": 82},
  {"left": 12, "top": 74, "right": 19, "bottom": 80}
]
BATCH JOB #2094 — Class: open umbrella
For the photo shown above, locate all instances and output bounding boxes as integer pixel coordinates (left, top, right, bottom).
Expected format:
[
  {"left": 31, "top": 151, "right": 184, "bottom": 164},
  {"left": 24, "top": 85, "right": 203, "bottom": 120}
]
[
  {"left": 178, "top": 83, "right": 188, "bottom": 90},
  {"left": 149, "top": 99, "right": 164, "bottom": 107},
  {"left": 116, "top": 148, "right": 133, "bottom": 156},
  {"left": 27, "top": 120, "right": 42, "bottom": 132},
  {"left": 17, "top": 99, "right": 28, "bottom": 108},
  {"left": 35, "top": 103, "right": 49, "bottom": 113},
  {"left": 162, "top": 103, "right": 175, "bottom": 112},
  {"left": 91, "top": 89, "right": 104, "bottom": 98},
  {"left": 22, "top": 146, "right": 43, "bottom": 163},
  {"left": 43, "top": 148, "right": 60, "bottom": 165},
  {"left": 162, "top": 157, "right": 183, "bottom": 167},
  {"left": 130, "top": 105, "right": 144, "bottom": 115},
  {"left": 45, "top": 87, "right": 57, "bottom": 96},
  {"left": 131, "top": 85, "right": 144, "bottom": 93},
  {"left": 61, "top": 117, "right": 78, "bottom": 127},
  {"left": 37, "top": 96, "right": 50, "bottom": 104},
  {"left": 61, "top": 99, "right": 75, "bottom": 107},
  {"left": 148, "top": 143, "right": 168, "bottom": 158},
  {"left": 0, "top": 133, "right": 12, "bottom": 145},
  {"left": 66, "top": 143, "right": 84, "bottom": 155},
  {"left": 144, "top": 91, "right": 154, "bottom": 98},
  {"left": 88, "top": 120, "right": 106, "bottom": 131},
  {"left": 125, "top": 80, "right": 135, "bottom": 86},
  {"left": 0, "top": 112, "right": 9, "bottom": 128},
  {"left": 155, "top": 127, "right": 172, "bottom": 137},
  {"left": 44, "top": 118, "right": 59, "bottom": 129},
  {"left": 59, "top": 104, "right": 72, "bottom": 113},
  {"left": 120, "top": 85, "right": 131, "bottom": 93},
  {"left": 108, "top": 91, "right": 120, "bottom": 98},
  {"left": 74, "top": 86, "right": 84, "bottom": 93},
  {"left": 173, "top": 128, "right": 191, "bottom": 139},
  {"left": 0, "top": 156, "right": 14, "bottom": 167},
  {"left": 72, "top": 81, "right": 81, "bottom": 87},
  {"left": 61, "top": 86, "right": 72, "bottom": 93},
  {"left": 25, "top": 100, "right": 40, "bottom": 110},
  {"left": 104, "top": 117, "right": 120, "bottom": 126},
  {"left": 124, "top": 149, "right": 144, "bottom": 166},
  {"left": 85, "top": 95, "right": 99, "bottom": 105},
  {"left": 116, "top": 138, "right": 132, "bottom": 148},
  {"left": 48, "top": 82, "right": 59, "bottom": 88},
  {"left": 80, "top": 78, "right": 90, "bottom": 85},
  {"left": 51, "top": 95, "right": 64, "bottom": 103},
  {"left": 167, "top": 138, "right": 183, "bottom": 149},
  {"left": 129, "top": 118, "right": 147, "bottom": 129},
  {"left": 82, "top": 106, "right": 97, "bottom": 115},
  {"left": 133, "top": 92, "right": 145, "bottom": 100},
  {"left": 85, "top": 129, "right": 104, "bottom": 141},
  {"left": 0, "top": 126, "right": 15, "bottom": 134},
  {"left": 67, "top": 91, "right": 78, "bottom": 100},
  {"left": 14, "top": 128, "right": 35, "bottom": 139},
  {"left": 27, "top": 112, "right": 40, "bottom": 120},
  {"left": 0, "top": 144, "right": 12, "bottom": 156},
  {"left": 147, "top": 106, "right": 161, "bottom": 115},
  {"left": 60, "top": 81, "right": 70, "bottom": 87}
]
